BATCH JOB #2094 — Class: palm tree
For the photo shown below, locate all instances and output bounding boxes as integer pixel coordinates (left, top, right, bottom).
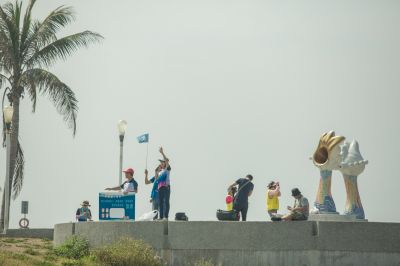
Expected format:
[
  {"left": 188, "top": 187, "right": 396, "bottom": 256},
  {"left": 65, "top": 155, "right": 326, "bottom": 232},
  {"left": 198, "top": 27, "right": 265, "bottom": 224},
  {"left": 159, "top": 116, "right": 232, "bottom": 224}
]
[{"left": 0, "top": 0, "right": 103, "bottom": 230}]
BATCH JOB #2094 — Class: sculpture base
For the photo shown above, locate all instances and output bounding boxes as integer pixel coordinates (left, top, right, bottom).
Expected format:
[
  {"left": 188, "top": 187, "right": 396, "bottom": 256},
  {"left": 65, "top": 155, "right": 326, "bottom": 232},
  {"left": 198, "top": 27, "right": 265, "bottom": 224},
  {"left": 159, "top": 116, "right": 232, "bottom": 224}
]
[{"left": 308, "top": 213, "right": 368, "bottom": 222}]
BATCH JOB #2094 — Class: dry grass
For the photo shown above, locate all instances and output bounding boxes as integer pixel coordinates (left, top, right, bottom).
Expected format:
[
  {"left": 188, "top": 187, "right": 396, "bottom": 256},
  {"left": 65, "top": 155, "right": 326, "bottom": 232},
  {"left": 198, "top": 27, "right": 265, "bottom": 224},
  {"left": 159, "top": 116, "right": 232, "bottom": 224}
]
[{"left": 0, "top": 237, "right": 76, "bottom": 266}]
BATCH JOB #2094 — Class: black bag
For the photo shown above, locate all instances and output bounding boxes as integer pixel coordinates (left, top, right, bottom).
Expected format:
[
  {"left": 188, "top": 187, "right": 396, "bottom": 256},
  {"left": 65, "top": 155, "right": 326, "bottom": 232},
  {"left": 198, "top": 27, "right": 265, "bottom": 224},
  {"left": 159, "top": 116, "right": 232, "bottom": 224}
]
[
  {"left": 216, "top": 209, "right": 239, "bottom": 221},
  {"left": 175, "top": 212, "right": 188, "bottom": 221}
]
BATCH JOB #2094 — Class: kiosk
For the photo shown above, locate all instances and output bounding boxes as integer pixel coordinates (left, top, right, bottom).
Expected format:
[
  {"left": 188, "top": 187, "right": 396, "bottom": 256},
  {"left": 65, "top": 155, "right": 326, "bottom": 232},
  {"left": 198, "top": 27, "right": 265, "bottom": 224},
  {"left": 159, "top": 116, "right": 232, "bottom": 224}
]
[{"left": 99, "top": 192, "right": 135, "bottom": 220}]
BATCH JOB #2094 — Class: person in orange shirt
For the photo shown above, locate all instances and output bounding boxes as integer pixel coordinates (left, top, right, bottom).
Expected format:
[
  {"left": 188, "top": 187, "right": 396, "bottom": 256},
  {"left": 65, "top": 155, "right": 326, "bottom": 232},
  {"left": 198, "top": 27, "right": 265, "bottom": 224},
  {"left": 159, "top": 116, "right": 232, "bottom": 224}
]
[
  {"left": 266, "top": 181, "right": 281, "bottom": 218},
  {"left": 226, "top": 187, "right": 237, "bottom": 211}
]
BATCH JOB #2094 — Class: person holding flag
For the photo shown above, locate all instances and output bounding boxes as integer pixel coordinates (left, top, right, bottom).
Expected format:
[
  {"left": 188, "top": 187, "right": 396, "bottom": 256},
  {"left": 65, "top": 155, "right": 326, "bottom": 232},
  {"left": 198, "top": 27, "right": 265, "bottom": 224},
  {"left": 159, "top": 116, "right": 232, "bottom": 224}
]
[
  {"left": 145, "top": 168, "right": 159, "bottom": 219},
  {"left": 138, "top": 133, "right": 160, "bottom": 219}
]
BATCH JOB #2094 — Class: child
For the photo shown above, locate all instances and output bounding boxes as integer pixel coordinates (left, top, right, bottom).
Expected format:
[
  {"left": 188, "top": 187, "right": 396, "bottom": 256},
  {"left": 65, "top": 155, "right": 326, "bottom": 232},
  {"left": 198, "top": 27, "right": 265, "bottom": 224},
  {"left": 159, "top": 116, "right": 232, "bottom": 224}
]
[{"left": 226, "top": 187, "right": 237, "bottom": 211}]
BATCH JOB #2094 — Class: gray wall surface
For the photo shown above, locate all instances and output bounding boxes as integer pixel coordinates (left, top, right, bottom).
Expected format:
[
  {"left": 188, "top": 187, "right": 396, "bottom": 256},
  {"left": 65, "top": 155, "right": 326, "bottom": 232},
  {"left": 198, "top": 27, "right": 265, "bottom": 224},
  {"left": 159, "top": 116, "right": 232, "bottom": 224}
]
[
  {"left": 54, "top": 221, "right": 400, "bottom": 266},
  {"left": 1, "top": 228, "right": 54, "bottom": 240}
]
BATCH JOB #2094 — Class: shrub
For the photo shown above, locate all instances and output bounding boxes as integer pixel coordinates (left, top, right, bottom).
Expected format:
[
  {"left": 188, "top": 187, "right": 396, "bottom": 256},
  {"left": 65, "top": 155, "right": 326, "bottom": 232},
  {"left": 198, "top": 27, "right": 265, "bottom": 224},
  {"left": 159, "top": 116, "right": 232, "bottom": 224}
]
[
  {"left": 53, "top": 235, "right": 90, "bottom": 259},
  {"left": 93, "top": 237, "right": 162, "bottom": 266}
]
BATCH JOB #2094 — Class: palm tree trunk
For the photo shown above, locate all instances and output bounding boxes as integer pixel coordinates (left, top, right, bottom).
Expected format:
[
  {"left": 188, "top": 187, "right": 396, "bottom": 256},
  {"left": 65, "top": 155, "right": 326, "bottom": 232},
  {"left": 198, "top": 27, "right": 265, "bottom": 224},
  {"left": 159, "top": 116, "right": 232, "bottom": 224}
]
[{"left": 0, "top": 94, "right": 20, "bottom": 231}]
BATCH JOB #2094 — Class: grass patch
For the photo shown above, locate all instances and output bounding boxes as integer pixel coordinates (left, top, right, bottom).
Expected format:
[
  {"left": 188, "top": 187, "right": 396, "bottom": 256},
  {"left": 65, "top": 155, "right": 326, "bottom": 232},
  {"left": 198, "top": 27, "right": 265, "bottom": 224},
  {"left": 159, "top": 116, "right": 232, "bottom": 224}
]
[
  {"left": 24, "top": 247, "right": 40, "bottom": 256},
  {"left": 1, "top": 238, "right": 25, "bottom": 244},
  {"left": 11, "top": 253, "right": 30, "bottom": 261},
  {"left": 53, "top": 236, "right": 90, "bottom": 260},
  {"left": 43, "top": 252, "right": 57, "bottom": 262},
  {"left": 33, "top": 261, "right": 57, "bottom": 266},
  {"left": 0, "top": 236, "right": 166, "bottom": 266},
  {"left": 93, "top": 237, "right": 162, "bottom": 266}
]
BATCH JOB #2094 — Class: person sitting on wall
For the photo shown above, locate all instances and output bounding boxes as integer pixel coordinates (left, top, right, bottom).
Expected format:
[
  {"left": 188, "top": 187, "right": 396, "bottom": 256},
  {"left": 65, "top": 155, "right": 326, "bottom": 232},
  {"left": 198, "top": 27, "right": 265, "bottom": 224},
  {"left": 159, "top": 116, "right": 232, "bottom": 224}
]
[
  {"left": 76, "top": 200, "right": 92, "bottom": 222},
  {"left": 282, "top": 188, "right": 309, "bottom": 221},
  {"left": 105, "top": 167, "right": 138, "bottom": 194},
  {"left": 266, "top": 181, "right": 281, "bottom": 219}
]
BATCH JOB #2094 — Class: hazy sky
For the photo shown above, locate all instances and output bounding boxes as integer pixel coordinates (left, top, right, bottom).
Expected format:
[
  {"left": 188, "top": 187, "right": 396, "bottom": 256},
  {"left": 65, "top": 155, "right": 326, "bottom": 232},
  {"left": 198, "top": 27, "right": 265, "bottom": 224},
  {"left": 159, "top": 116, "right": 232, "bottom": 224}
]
[{"left": 1, "top": 0, "right": 400, "bottom": 228}]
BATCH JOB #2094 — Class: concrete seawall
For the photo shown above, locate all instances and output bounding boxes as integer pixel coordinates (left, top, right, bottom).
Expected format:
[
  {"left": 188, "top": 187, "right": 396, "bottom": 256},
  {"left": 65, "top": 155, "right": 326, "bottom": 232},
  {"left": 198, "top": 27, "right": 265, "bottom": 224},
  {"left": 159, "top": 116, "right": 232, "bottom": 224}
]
[
  {"left": 1, "top": 228, "right": 54, "bottom": 240},
  {"left": 54, "top": 221, "right": 400, "bottom": 266}
]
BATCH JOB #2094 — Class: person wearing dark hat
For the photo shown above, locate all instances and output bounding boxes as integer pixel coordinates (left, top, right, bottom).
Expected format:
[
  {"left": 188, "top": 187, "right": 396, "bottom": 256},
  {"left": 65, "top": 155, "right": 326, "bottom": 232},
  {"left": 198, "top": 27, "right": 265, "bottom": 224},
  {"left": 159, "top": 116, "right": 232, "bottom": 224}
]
[
  {"left": 76, "top": 201, "right": 92, "bottom": 222},
  {"left": 282, "top": 188, "right": 309, "bottom": 221},
  {"left": 105, "top": 167, "right": 138, "bottom": 195}
]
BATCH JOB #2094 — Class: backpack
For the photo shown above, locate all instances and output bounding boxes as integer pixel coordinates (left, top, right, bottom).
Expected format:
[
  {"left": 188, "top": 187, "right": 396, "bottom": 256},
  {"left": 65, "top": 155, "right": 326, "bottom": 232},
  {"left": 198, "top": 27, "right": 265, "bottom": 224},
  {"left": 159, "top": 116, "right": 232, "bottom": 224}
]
[
  {"left": 175, "top": 212, "right": 189, "bottom": 221},
  {"left": 216, "top": 209, "right": 240, "bottom": 221}
]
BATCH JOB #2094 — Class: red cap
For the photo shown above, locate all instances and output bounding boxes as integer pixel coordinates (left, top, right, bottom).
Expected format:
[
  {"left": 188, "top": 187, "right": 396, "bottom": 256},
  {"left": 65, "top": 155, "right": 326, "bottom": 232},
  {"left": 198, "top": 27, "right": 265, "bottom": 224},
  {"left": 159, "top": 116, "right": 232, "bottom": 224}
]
[{"left": 123, "top": 168, "right": 134, "bottom": 174}]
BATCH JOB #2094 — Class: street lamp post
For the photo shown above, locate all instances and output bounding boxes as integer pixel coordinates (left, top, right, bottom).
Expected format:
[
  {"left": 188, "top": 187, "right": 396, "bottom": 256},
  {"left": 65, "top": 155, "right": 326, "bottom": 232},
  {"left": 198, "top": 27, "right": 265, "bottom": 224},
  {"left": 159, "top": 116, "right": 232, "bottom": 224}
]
[
  {"left": 3, "top": 106, "right": 13, "bottom": 234},
  {"left": 117, "top": 120, "right": 127, "bottom": 186}
]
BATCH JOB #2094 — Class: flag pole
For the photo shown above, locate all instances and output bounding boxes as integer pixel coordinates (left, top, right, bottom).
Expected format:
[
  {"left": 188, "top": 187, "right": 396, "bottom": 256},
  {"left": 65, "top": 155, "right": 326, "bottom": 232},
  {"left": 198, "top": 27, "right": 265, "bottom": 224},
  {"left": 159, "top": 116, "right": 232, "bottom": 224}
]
[{"left": 145, "top": 141, "right": 149, "bottom": 170}]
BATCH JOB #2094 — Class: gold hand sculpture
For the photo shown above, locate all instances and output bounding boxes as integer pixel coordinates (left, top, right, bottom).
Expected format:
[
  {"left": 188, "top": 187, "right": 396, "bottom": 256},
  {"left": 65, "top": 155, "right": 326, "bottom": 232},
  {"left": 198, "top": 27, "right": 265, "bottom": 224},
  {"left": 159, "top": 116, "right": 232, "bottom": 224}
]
[{"left": 312, "top": 131, "right": 345, "bottom": 213}]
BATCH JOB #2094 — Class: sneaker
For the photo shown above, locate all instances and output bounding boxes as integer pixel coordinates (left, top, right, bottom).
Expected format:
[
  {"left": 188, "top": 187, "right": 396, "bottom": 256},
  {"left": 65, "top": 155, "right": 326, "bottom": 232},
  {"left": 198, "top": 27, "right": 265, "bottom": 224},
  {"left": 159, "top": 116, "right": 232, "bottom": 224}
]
[{"left": 271, "top": 216, "right": 282, "bottom": 222}]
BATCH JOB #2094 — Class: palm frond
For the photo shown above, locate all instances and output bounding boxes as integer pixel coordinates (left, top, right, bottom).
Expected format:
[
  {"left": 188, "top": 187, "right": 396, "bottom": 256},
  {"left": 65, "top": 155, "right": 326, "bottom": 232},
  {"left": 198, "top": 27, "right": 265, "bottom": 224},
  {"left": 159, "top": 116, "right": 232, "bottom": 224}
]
[
  {"left": 12, "top": 140, "right": 24, "bottom": 200},
  {"left": 26, "top": 31, "right": 103, "bottom": 68},
  {"left": 22, "top": 5, "right": 75, "bottom": 59},
  {"left": 9, "top": 1, "right": 22, "bottom": 34},
  {"left": 26, "top": 79, "right": 37, "bottom": 112},
  {"left": 0, "top": 2, "right": 20, "bottom": 68},
  {"left": 0, "top": 5, "right": 16, "bottom": 70},
  {"left": 0, "top": 30, "right": 14, "bottom": 70},
  {"left": 0, "top": 73, "right": 10, "bottom": 86},
  {"left": 21, "top": 69, "right": 78, "bottom": 135},
  {"left": 20, "top": 0, "right": 36, "bottom": 53}
]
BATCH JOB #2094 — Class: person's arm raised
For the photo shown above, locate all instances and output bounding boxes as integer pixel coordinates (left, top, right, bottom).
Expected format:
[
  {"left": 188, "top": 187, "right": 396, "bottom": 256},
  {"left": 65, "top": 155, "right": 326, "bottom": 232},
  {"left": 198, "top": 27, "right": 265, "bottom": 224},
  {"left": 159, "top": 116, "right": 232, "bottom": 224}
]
[
  {"left": 159, "top": 146, "right": 170, "bottom": 168},
  {"left": 276, "top": 184, "right": 281, "bottom": 196}
]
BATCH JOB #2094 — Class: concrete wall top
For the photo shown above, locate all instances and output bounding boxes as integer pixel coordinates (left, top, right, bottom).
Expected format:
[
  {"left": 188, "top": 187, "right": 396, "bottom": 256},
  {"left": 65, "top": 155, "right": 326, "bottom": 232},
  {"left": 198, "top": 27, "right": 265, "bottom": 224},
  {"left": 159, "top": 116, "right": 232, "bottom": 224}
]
[
  {"left": 54, "top": 221, "right": 167, "bottom": 248},
  {"left": 54, "top": 221, "right": 400, "bottom": 254},
  {"left": 168, "top": 221, "right": 317, "bottom": 251},
  {"left": 168, "top": 221, "right": 400, "bottom": 252}
]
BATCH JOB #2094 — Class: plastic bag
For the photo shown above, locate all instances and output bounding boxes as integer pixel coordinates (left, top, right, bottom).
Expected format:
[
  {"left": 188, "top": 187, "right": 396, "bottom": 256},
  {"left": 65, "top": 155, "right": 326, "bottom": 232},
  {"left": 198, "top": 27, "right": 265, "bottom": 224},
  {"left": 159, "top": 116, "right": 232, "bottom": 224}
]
[{"left": 137, "top": 210, "right": 158, "bottom": 221}]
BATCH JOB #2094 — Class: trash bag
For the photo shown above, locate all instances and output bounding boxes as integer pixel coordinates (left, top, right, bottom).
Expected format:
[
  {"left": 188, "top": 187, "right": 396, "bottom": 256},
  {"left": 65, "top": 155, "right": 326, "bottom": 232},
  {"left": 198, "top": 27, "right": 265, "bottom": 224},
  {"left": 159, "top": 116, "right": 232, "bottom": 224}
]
[{"left": 137, "top": 210, "right": 158, "bottom": 221}]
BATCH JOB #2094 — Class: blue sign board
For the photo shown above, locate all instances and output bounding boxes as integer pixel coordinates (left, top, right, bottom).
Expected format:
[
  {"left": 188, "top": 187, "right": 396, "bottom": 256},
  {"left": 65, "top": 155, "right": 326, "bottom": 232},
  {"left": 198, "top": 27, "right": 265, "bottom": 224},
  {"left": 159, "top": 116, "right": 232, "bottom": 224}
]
[{"left": 99, "top": 192, "right": 135, "bottom": 220}]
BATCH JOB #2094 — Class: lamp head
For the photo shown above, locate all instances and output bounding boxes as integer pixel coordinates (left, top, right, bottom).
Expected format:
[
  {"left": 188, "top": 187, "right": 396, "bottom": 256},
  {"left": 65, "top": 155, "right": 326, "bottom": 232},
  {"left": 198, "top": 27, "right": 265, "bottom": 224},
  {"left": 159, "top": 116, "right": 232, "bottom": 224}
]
[
  {"left": 117, "top": 120, "right": 127, "bottom": 136},
  {"left": 3, "top": 105, "right": 13, "bottom": 123}
]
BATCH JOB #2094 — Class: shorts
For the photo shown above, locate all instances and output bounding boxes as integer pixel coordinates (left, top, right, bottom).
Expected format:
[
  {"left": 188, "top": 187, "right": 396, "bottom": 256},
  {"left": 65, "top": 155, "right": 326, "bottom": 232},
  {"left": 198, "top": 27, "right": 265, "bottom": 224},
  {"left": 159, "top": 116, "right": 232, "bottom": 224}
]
[{"left": 291, "top": 211, "right": 307, "bottom": 221}]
